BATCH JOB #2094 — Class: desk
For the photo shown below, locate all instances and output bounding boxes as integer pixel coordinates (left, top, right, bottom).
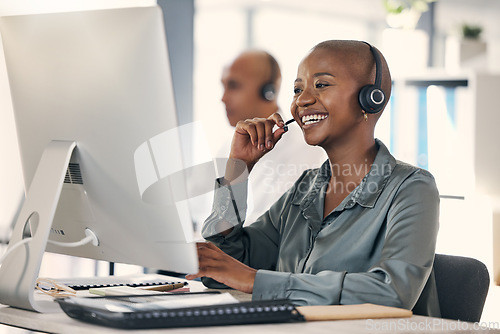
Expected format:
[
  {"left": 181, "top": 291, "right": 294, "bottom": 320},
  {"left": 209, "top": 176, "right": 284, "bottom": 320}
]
[{"left": 0, "top": 280, "right": 498, "bottom": 334}]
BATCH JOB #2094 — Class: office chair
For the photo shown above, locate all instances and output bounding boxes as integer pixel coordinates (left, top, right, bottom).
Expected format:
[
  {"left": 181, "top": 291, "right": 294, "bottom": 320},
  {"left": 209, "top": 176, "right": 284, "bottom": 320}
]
[{"left": 433, "top": 254, "right": 490, "bottom": 322}]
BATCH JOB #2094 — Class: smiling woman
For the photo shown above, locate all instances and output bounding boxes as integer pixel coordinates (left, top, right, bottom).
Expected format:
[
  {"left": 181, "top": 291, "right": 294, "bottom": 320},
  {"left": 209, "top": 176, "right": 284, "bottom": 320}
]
[{"left": 187, "top": 40, "right": 441, "bottom": 318}]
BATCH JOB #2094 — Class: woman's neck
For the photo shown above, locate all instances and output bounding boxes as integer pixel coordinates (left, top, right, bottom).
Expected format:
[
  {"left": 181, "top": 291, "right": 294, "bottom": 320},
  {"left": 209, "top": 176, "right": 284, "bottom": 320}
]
[{"left": 326, "top": 140, "right": 378, "bottom": 187}]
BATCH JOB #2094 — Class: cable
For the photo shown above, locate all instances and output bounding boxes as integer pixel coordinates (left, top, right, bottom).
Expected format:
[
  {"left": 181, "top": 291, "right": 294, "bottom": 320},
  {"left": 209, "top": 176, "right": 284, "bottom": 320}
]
[
  {"left": 0, "top": 237, "right": 32, "bottom": 265},
  {"left": 46, "top": 234, "right": 95, "bottom": 248},
  {"left": 0, "top": 229, "right": 98, "bottom": 266}
]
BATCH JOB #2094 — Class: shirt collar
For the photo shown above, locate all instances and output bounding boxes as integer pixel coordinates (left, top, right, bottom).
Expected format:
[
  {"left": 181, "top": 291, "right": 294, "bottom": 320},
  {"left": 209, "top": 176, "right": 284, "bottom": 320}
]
[
  {"left": 292, "top": 139, "right": 396, "bottom": 210},
  {"left": 353, "top": 139, "right": 396, "bottom": 208}
]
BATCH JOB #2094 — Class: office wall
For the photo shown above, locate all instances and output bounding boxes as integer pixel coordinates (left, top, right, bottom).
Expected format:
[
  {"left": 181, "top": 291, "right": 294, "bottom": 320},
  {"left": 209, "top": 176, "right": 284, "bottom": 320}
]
[
  {"left": 158, "top": 0, "right": 194, "bottom": 126},
  {"left": 435, "top": 0, "right": 500, "bottom": 72}
]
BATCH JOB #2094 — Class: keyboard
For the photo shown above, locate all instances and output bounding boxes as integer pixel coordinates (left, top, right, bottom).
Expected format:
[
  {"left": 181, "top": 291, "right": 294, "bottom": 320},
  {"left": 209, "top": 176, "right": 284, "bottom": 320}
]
[
  {"left": 56, "top": 297, "right": 305, "bottom": 329},
  {"left": 53, "top": 274, "right": 183, "bottom": 290}
]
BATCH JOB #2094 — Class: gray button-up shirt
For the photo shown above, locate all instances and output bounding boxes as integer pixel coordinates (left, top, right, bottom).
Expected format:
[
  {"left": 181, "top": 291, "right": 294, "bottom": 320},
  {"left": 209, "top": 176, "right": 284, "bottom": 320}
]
[{"left": 202, "top": 140, "right": 440, "bottom": 317}]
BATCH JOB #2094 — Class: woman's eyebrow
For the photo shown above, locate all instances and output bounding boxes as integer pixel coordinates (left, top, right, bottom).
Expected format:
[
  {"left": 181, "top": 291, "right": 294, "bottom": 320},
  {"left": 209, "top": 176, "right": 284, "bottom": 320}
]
[
  {"left": 294, "top": 72, "right": 335, "bottom": 83},
  {"left": 313, "top": 72, "right": 335, "bottom": 78}
]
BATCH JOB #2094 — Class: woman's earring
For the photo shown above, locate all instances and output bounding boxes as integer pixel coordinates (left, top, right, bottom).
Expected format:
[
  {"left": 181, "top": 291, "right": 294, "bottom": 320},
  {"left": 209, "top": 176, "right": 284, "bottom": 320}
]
[{"left": 362, "top": 111, "right": 368, "bottom": 122}]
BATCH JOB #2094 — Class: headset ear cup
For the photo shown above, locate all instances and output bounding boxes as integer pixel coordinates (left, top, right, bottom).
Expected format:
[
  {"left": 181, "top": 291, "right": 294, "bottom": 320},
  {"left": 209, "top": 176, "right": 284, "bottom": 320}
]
[
  {"left": 358, "top": 84, "right": 374, "bottom": 113},
  {"left": 358, "top": 84, "right": 385, "bottom": 114},
  {"left": 260, "top": 83, "right": 276, "bottom": 102}
]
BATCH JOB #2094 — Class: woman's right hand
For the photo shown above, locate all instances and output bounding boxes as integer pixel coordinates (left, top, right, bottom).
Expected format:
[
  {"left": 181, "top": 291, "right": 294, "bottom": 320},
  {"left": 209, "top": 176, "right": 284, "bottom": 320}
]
[
  {"left": 185, "top": 242, "right": 257, "bottom": 294},
  {"left": 225, "top": 113, "right": 287, "bottom": 182}
]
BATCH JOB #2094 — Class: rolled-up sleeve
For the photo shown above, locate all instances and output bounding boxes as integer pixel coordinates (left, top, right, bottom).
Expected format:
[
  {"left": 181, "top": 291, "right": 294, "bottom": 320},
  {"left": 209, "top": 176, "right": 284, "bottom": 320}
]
[
  {"left": 202, "top": 176, "right": 294, "bottom": 270},
  {"left": 253, "top": 270, "right": 347, "bottom": 305},
  {"left": 201, "top": 178, "right": 248, "bottom": 239}
]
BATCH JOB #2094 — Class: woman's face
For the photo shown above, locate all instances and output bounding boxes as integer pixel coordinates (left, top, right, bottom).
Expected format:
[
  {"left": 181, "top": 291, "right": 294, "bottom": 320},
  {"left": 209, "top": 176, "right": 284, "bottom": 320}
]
[{"left": 290, "top": 47, "right": 365, "bottom": 149}]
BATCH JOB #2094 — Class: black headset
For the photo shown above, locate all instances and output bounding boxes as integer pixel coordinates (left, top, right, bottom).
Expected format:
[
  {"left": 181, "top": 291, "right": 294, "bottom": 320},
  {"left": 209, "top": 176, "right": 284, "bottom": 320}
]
[
  {"left": 260, "top": 54, "right": 279, "bottom": 102},
  {"left": 358, "top": 42, "right": 386, "bottom": 114}
]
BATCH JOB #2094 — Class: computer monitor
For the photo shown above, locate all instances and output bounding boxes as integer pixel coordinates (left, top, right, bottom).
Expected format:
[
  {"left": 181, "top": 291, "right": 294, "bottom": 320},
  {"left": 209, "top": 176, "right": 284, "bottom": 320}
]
[{"left": 0, "top": 6, "right": 198, "bottom": 312}]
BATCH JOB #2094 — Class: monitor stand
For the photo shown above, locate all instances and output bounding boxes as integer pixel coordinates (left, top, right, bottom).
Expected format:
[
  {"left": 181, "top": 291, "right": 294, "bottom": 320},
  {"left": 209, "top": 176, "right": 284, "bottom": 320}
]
[{"left": 0, "top": 140, "right": 76, "bottom": 313}]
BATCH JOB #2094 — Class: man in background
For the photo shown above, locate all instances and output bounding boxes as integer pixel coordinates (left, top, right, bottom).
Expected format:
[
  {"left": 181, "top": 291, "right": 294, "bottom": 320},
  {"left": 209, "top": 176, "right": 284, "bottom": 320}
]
[
  {"left": 218, "top": 50, "right": 326, "bottom": 224},
  {"left": 221, "top": 50, "right": 281, "bottom": 127}
]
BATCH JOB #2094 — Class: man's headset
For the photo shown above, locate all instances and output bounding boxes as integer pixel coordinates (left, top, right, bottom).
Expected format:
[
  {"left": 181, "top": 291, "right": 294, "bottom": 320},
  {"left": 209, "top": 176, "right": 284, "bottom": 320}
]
[
  {"left": 358, "top": 42, "right": 386, "bottom": 114},
  {"left": 260, "top": 53, "right": 279, "bottom": 102}
]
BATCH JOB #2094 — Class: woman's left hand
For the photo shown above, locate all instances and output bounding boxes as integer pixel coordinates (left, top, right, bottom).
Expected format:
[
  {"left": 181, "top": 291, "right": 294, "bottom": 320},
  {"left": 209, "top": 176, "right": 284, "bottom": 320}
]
[{"left": 185, "top": 242, "right": 257, "bottom": 294}]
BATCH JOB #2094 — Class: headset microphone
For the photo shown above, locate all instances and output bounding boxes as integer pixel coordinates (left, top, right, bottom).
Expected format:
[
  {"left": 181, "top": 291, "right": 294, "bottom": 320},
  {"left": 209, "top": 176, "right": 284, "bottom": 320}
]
[{"left": 358, "top": 42, "right": 385, "bottom": 114}]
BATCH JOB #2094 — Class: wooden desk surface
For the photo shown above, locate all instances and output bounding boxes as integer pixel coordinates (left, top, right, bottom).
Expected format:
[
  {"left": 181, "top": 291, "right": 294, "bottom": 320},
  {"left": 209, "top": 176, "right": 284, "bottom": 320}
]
[{"left": 0, "top": 279, "right": 498, "bottom": 334}]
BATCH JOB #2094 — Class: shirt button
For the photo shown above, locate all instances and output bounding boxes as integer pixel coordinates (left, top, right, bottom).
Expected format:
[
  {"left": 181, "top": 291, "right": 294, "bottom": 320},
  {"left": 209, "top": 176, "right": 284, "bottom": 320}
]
[{"left": 220, "top": 205, "right": 226, "bottom": 211}]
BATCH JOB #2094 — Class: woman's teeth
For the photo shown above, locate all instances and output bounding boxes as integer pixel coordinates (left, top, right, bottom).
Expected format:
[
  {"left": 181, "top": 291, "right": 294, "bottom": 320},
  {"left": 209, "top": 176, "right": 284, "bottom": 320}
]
[{"left": 302, "top": 114, "right": 328, "bottom": 125}]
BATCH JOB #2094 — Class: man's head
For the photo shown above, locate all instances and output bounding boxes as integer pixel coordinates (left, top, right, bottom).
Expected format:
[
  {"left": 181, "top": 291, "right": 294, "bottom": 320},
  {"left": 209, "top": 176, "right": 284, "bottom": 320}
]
[{"left": 221, "top": 50, "right": 281, "bottom": 127}]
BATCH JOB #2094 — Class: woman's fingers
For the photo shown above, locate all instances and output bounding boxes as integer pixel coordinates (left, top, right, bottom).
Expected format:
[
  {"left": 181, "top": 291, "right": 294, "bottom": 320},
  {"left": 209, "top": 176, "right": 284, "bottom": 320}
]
[
  {"left": 185, "top": 243, "right": 216, "bottom": 280},
  {"left": 227, "top": 112, "right": 288, "bottom": 181},
  {"left": 236, "top": 113, "right": 285, "bottom": 152},
  {"left": 267, "top": 112, "right": 287, "bottom": 147},
  {"left": 235, "top": 120, "right": 258, "bottom": 146},
  {"left": 236, "top": 119, "right": 268, "bottom": 151},
  {"left": 199, "top": 241, "right": 224, "bottom": 252},
  {"left": 197, "top": 243, "right": 231, "bottom": 270},
  {"left": 186, "top": 242, "right": 256, "bottom": 293},
  {"left": 191, "top": 242, "right": 226, "bottom": 273},
  {"left": 251, "top": 119, "right": 267, "bottom": 151},
  {"left": 268, "top": 112, "right": 285, "bottom": 128}
]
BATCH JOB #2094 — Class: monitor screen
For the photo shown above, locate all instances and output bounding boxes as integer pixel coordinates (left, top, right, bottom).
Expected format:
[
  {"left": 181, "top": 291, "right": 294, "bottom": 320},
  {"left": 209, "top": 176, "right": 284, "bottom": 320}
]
[{"left": 0, "top": 6, "right": 198, "bottom": 311}]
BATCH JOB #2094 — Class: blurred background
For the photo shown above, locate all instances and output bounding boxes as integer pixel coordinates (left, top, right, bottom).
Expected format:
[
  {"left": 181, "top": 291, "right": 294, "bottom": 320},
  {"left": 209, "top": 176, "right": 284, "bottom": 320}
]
[{"left": 0, "top": 0, "right": 499, "bottom": 324}]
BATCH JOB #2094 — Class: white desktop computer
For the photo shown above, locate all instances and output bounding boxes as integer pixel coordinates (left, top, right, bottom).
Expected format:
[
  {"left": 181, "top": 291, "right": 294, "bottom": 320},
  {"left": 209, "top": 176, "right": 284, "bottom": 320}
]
[{"left": 0, "top": 6, "right": 198, "bottom": 312}]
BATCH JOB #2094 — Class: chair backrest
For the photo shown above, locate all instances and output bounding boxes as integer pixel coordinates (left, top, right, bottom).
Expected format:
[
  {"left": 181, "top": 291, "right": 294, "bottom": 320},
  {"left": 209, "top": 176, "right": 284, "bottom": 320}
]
[{"left": 434, "top": 254, "right": 490, "bottom": 322}]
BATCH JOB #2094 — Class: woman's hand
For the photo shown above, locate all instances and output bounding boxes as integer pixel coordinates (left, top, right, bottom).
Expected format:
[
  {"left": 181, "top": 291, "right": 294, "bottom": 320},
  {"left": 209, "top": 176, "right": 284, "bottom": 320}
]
[
  {"left": 226, "top": 113, "right": 287, "bottom": 181},
  {"left": 185, "top": 242, "right": 257, "bottom": 294}
]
